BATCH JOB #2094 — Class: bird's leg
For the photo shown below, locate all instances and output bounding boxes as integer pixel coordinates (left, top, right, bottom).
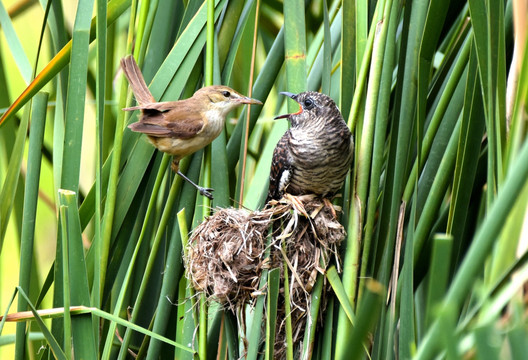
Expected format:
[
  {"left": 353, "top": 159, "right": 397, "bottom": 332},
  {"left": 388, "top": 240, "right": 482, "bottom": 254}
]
[
  {"left": 171, "top": 158, "right": 214, "bottom": 199},
  {"left": 284, "top": 194, "right": 310, "bottom": 218},
  {"left": 177, "top": 170, "right": 214, "bottom": 199}
]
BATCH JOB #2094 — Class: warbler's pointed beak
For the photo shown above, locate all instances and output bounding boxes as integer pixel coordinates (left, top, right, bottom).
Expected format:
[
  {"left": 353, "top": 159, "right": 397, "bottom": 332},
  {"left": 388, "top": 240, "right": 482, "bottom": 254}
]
[
  {"left": 235, "top": 96, "right": 262, "bottom": 105},
  {"left": 274, "top": 91, "right": 300, "bottom": 120}
]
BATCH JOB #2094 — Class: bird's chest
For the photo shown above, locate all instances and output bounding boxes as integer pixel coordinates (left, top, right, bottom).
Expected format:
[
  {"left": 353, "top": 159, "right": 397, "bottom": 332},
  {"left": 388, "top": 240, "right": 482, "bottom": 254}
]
[
  {"left": 285, "top": 128, "right": 352, "bottom": 195},
  {"left": 288, "top": 130, "right": 334, "bottom": 164},
  {"left": 202, "top": 109, "right": 226, "bottom": 139}
]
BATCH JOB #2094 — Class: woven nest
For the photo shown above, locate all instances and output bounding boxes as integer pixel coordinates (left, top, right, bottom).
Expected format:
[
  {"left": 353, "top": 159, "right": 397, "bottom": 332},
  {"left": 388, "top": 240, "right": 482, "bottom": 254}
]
[
  {"left": 185, "top": 194, "right": 346, "bottom": 358},
  {"left": 186, "top": 207, "right": 271, "bottom": 309}
]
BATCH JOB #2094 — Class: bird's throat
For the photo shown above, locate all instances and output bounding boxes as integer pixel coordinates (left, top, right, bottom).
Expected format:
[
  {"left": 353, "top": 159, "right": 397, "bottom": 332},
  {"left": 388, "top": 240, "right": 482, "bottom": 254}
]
[{"left": 203, "top": 109, "right": 227, "bottom": 139}]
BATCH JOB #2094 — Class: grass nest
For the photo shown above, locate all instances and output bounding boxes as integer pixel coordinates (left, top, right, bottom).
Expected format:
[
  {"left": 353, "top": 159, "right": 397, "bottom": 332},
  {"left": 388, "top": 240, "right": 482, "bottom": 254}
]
[{"left": 185, "top": 194, "right": 346, "bottom": 358}]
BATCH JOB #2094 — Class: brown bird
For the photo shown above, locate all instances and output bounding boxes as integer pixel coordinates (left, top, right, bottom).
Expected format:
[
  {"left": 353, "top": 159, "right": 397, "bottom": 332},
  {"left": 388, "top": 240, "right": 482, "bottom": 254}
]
[
  {"left": 267, "top": 91, "right": 353, "bottom": 203},
  {"left": 121, "top": 55, "right": 262, "bottom": 199}
]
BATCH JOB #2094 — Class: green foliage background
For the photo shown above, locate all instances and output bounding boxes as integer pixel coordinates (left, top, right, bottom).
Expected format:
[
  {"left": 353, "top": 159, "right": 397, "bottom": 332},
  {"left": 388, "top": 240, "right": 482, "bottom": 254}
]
[{"left": 1, "top": 0, "right": 528, "bottom": 359}]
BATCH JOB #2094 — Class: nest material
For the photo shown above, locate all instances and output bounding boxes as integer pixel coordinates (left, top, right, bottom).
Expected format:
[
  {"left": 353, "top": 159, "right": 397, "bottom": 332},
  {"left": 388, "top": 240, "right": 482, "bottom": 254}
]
[
  {"left": 186, "top": 194, "right": 346, "bottom": 357},
  {"left": 186, "top": 207, "right": 271, "bottom": 308}
]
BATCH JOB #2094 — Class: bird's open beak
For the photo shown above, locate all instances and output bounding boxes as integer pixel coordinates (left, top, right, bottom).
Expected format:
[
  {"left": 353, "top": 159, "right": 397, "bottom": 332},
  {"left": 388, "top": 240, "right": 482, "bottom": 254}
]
[
  {"left": 235, "top": 96, "right": 262, "bottom": 105},
  {"left": 274, "top": 91, "right": 301, "bottom": 120},
  {"left": 279, "top": 91, "right": 297, "bottom": 99}
]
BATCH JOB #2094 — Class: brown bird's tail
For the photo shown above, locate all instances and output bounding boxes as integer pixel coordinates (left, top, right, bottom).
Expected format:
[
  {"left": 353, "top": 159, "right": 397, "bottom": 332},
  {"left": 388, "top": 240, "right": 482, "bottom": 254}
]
[{"left": 121, "top": 55, "right": 156, "bottom": 105}]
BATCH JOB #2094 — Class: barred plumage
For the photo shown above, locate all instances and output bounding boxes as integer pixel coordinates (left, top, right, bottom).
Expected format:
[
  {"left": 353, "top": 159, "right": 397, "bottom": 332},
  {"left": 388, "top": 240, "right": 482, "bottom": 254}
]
[{"left": 267, "top": 91, "right": 353, "bottom": 202}]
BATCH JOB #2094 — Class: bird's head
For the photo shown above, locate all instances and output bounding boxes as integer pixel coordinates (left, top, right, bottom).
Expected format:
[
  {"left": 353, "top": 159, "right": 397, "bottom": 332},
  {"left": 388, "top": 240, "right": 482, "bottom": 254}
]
[
  {"left": 275, "top": 91, "right": 342, "bottom": 128},
  {"left": 195, "top": 85, "right": 262, "bottom": 116}
]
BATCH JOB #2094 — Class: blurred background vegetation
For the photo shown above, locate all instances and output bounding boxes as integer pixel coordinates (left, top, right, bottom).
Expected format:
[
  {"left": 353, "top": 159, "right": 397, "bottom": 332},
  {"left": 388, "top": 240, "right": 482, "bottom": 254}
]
[{"left": 1, "top": 0, "right": 528, "bottom": 359}]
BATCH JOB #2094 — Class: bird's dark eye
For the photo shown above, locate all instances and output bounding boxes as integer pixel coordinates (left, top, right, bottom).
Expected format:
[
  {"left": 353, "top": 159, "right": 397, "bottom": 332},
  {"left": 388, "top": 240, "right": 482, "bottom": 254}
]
[
  {"left": 222, "top": 91, "right": 231, "bottom": 98},
  {"left": 303, "top": 98, "right": 314, "bottom": 109}
]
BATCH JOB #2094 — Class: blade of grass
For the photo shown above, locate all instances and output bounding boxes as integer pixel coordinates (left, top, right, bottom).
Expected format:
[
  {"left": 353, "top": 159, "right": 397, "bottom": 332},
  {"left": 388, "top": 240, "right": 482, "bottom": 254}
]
[
  {"left": 223, "top": 311, "right": 238, "bottom": 360},
  {"left": 176, "top": 207, "right": 198, "bottom": 360},
  {"left": 59, "top": 0, "right": 94, "bottom": 192},
  {"left": 507, "top": 303, "right": 528, "bottom": 358},
  {"left": 348, "top": 280, "right": 384, "bottom": 360},
  {"left": 226, "top": 26, "right": 284, "bottom": 173},
  {"left": 16, "top": 288, "right": 67, "bottom": 360},
  {"left": 236, "top": 0, "right": 259, "bottom": 206},
  {"left": 424, "top": 234, "right": 453, "bottom": 329},
  {"left": 220, "top": 0, "right": 257, "bottom": 83},
  {"left": 149, "top": 0, "right": 226, "bottom": 99},
  {"left": 0, "top": 1, "right": 32, "bottom": 83},
  {"left": 415, "top": 136, "right": 528, "bottom": 359},
  {"left": 415, "top": 0, "right": 453, "bottom": 204},
  {"left": 93, "top": 306, "right": 195, "bottom": 354},
  {"left": 474, "top": 322, "right": 501, "bottom": 360},
  {"left": 321, "top": 0, "right": 332, "bottom": 94},
  {"left": 99, "top": 0, "right": 138, "bottom": 309},
  {"left": 340, "top": 0, "right": 355, "bottom": 115},
  {"left": 399, "top": 209, "right": 415, "bottom": 360},
  {"left": 246, "top": 228, "right": 273, "bottom": 360},
  {"left": 301, "top": 273, "right": 324, "bottom": 360},
  {"left": 115, "top": 165, "right": 196, "bottom": 359},
  {"left": 320, "top": 296, "right": 334, "bottom": 360},
  {"left": 217, "top": 0, "right": 246, "bottom": 68},
  {"left": 283, "top": 0, "right": 307, "bottom": 95},
  {"left": 412, "top": 119, "right": 461, "bottom": 262},
  {"left": 197, "top": 1, "right": 220, "bottom": 356},
  {"left": 377, "top": 0, "right": 430, "bottom": 288},
  {"left": 352, "top": 0, "right": 392, "bottom": 305},
  {"left": 93, "top": 0, "right": 107, "bottom": 320},
  {"left": 447, "top": 43, "right": 486, "bottom": 264},
  {"left": 437, "top": 301, "right": 458, "bottom": 359},
  {"left": 0, "top": 0, "right": 132, "bottom": 126},
  {"left": 326, "top": 266, "right": 356, "bottom": 325},
  {"left": 307, "top": 4, "right": 341, "bottom": 93},
  {"left": 58, "top": 204, "right": 72, "bottom": 360},
  {"left": 402, "top": 35, "right": 471, "bottom": 203},
  {"left": 359, "top": 0, "right": 401, "bottom": 301},
  {"left": 347, "top": 1, "right": 380, "bottom": 131},
  {"left": 51, "top": 0, "right": 96, "bottom": 353},
  {"left": 15, "top": 92, "right": 48, "bottom": 359},
  {"left": 0, "top": 289, "right": 17, "bottom": 336},
  {"left": 282, "top": 254, "right": 294, "bottom": 360},
  {"left": 145, "top": 192, "right": 196, "bottom": 360},
  {"left": 101, "top": 154, "right": 171, "bottom": 360},
  {"left": 0, "top": 104, "right": 29, "bottom": 252},
  {"left": 335, "top": 194, "right": 360, "bottom": 359},
  {"left": 1, "top": 304, "right": 194, "bottom": 353},
  {"left": 58, "top": 189, "right": 96, "bottom": 358},
  {"left": 266, "top": 268, "right": 280, "bottom": 360}
]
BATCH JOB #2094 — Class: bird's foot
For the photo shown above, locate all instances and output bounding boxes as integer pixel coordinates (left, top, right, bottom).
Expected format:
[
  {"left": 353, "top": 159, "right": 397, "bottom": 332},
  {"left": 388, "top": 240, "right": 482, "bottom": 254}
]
[
  {"left": 177, "top": 170, "right": 215, "bottom": 200},
  {"left": 323, "top": 198, "right": 338, "bottom": 219},
  {"left": 198, "top": 186, "right": 214, "bottom": 200},
  {"left": 284, "top": 194, "right": 310, "bottom": 218}
]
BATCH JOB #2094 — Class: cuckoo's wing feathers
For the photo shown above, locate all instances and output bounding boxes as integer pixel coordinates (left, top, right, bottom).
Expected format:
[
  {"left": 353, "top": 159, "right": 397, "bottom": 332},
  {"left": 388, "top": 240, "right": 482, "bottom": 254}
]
[{"left": 266, "top": 132, "right": 292, "bottom": 202}]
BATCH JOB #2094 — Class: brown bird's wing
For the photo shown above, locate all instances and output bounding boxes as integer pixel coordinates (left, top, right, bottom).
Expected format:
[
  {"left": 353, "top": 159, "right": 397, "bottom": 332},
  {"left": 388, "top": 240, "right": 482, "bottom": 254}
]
[
  {"left": 267, "top": 132, "right": 292, "bottom": 202},
  {"left": 121, "top": 55, "right": 156, "bottom": 105},
  {"left": 123, "top": 101, "right": 177, "bottom": 112},
  {"left": 127, "top": 101, "right": 205, "bottom": 139}
]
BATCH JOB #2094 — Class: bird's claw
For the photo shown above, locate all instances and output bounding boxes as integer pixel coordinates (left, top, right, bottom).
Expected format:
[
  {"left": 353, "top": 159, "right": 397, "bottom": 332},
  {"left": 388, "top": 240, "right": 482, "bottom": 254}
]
[
  {"left": 323, "top": 198, "right": 338, "bottom": 219},
  {"left": 198, "top": 187, "right": 214, "bottom": 200}
]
